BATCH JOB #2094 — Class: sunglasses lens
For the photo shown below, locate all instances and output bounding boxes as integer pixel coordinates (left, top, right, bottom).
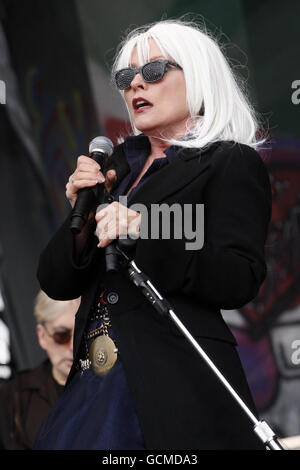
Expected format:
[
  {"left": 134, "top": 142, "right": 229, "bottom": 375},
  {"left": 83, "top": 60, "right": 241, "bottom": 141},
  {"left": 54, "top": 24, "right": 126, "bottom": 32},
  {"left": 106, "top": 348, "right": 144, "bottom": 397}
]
[
  {"left": 115, "top": 61, "right": 168, "bottom": 89},
  {"left": 53, "top": 331, "right": 72, "bottom": 345},
  {"left": 115, "top": 68, "right": 135, "bottom": 90},
  {"left": 142, "top": 61, "right": 165, "bottom": 82}
]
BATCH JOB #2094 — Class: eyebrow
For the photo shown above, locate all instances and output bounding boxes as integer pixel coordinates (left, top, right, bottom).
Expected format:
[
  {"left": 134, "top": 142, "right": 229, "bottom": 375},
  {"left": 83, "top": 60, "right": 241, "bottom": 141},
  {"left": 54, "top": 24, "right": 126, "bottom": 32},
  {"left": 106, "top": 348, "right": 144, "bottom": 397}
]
[{"left": 129, "top": 55, "right": 165, "bottom": 67}]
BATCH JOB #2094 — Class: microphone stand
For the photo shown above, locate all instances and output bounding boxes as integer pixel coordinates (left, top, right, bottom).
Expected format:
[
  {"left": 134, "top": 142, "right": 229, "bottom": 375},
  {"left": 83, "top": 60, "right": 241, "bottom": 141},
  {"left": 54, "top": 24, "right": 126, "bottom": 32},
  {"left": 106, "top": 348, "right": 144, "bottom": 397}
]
[{"left": 107, "top": 238, "right": 284, "bottom": 451}]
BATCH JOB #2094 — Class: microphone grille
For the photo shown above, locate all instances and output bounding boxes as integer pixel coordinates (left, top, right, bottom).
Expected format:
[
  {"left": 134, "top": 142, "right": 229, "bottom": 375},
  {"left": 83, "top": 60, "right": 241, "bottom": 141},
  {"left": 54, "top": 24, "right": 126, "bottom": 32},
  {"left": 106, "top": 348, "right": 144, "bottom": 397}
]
[{"left": 89, "top": 136, "right": 114, "bottom": 157}]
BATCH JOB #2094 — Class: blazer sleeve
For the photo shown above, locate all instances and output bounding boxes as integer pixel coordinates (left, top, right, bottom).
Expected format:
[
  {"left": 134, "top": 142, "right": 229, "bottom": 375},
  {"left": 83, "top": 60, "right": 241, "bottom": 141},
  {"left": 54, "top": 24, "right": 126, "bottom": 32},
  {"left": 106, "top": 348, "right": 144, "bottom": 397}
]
[
  {"left": 182, "top": 143, "right": 272, "bottom": 309},
  {"left": 37, "top": 213, "right": 103, "bottom": 300}
]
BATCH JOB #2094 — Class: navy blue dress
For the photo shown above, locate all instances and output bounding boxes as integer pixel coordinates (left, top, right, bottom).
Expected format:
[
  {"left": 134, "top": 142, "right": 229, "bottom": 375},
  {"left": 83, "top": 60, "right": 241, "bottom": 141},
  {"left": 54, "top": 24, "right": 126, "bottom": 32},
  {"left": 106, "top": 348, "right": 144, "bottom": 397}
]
[{"left": 34, "top": 135, "right": 179, "bottom": 450}]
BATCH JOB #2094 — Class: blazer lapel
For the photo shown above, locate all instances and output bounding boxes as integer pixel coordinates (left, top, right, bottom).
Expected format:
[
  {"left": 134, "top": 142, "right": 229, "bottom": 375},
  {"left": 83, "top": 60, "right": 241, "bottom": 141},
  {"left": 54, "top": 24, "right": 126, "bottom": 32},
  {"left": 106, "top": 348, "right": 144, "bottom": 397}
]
[{"left": 128, "top": 143, "right": 220, "bottom": 206}]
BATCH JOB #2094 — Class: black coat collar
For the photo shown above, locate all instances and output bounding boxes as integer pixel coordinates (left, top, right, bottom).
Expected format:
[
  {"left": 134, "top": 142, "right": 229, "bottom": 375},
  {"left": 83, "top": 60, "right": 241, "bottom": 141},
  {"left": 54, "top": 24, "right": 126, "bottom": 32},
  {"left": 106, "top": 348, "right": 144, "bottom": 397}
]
[
  {"left": 128, "top": 141, "right": 221, "bottom": 206},
  {"left": 107, "top": 136, "right": 221, "bottom": 204},
  {"left": 108, "top": 137, "right": 222, "bottom": 206}
]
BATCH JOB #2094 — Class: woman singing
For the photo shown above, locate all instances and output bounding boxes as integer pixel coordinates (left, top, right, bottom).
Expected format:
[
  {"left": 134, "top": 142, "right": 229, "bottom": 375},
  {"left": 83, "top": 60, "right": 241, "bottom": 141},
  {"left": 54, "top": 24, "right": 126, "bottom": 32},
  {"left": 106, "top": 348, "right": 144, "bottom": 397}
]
[{"left": 35, "top": 19, "right": 272, "bottom": 450}]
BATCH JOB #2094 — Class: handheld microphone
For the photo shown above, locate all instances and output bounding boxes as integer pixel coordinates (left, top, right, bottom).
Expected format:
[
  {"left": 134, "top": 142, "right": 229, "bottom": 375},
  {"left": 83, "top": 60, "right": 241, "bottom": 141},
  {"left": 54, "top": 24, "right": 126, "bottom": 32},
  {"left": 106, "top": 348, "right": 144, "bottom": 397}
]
[{"left": 70, "top": 136, "right": 114, "bottom": 234}]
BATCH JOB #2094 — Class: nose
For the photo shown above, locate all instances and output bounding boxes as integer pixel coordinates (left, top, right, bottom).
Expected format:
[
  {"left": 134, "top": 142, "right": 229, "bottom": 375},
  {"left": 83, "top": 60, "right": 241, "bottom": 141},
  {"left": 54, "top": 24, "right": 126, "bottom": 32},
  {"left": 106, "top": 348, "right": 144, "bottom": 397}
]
[
  {"left": 68, "top": 330, "right": 74, "bottom": 353},
  {"left": 130, "top": 71, "right": 146, "bottom": 89}
]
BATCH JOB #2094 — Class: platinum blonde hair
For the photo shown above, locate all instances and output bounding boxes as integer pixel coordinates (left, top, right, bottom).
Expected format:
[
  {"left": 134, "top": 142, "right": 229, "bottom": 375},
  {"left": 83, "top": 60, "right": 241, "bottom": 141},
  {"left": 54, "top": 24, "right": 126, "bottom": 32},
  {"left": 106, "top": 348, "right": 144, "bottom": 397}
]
[
  {"left": 112, "top": 19, "right": 265, "bottom": 149},
  {"left": 34, "top": 290, "right": 80, "bottom": 324}
]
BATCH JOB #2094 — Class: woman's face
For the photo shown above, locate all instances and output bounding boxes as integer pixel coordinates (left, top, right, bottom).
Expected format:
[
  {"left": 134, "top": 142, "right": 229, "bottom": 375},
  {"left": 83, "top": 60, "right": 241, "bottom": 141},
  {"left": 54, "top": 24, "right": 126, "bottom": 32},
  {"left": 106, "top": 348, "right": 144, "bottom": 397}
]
[
  {"left": 36, "top": 301, "right": 79, "bottom": 385},
  {"left": 124, "top": 39, "right": 190, "bottom": 139}
]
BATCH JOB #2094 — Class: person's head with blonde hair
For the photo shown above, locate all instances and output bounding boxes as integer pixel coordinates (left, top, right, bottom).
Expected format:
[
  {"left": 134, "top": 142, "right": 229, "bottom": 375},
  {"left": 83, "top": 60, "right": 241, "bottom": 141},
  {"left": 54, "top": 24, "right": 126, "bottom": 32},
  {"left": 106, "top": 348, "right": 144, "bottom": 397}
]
[
  {"left": 34, "top": 290, "right": 80, "bottom": 385},
  {"left": 112, "top": 18, "right": 264, "bottom": 150}
]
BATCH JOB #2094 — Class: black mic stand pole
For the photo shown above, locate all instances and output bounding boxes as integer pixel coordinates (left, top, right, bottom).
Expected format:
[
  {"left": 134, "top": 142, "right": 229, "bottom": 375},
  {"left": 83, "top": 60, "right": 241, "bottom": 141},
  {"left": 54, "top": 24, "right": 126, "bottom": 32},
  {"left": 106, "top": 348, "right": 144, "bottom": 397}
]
[{"left": 109, "top": 239, "right": 285, "bottom": 451}]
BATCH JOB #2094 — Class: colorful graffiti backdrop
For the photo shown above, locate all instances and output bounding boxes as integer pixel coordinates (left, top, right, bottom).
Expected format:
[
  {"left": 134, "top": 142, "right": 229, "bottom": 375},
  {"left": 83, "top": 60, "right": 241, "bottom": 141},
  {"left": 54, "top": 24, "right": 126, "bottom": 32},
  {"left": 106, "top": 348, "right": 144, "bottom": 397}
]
[
  {"left": 229, "top": 140, "right": 300, "bottom": 436},
  {"left": 25, "top": 66, "right": 96, "bottom": 227}
]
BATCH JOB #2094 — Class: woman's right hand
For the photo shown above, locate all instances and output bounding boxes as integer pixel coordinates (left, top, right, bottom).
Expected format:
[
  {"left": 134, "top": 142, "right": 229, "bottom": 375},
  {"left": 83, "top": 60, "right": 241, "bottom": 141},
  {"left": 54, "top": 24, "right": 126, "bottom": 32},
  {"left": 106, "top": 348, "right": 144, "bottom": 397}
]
[{"left": 66, "top": 155, "right": 117, "bottom": 209}]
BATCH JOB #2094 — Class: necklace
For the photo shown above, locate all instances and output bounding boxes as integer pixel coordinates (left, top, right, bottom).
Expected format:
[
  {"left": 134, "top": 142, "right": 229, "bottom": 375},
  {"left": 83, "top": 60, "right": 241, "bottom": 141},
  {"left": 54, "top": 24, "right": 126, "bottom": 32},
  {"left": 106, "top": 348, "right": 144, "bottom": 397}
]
[{"left": 83, "top": 291, "right": 118, "bottom": 377}]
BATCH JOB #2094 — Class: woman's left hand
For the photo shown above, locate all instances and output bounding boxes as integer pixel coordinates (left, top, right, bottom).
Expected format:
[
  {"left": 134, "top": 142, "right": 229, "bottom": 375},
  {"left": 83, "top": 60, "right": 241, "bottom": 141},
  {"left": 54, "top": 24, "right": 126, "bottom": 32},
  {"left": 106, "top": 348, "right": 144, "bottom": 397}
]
[{"left": 95, "top": 201, "right": 141, "bottom": 248}]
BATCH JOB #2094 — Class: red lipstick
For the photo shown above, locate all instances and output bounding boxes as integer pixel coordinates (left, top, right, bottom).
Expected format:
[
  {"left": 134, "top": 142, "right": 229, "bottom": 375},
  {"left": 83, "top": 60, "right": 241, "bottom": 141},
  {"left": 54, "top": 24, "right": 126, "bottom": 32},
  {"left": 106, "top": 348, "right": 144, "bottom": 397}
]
[{"left": 132, "top": 97, "right": 153, "bottom": 113}]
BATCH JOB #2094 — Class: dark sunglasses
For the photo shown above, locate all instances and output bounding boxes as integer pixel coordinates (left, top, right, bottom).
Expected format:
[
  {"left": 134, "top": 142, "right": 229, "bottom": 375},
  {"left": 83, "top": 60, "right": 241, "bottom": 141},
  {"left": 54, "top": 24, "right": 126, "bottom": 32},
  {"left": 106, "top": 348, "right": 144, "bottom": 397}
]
[
  {"left": 42, "top": 324, "right": 72, "bottom": 345},
  {"left": 114, "top": 59, "right": 183, "bottom": 90}
]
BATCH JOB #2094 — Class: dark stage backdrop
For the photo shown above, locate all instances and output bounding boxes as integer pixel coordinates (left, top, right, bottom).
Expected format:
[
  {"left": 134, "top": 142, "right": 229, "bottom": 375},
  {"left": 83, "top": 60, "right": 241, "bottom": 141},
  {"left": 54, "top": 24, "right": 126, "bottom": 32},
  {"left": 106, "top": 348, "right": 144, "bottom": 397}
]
[{"left": 0, "top": 0, "right": 99, "bottom": 370}]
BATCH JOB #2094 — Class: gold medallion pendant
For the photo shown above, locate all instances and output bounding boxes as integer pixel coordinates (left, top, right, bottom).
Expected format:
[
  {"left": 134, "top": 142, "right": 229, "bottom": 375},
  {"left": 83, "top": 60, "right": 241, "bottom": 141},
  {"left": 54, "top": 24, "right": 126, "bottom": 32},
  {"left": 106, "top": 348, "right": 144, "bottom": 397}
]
[{"left": 89, "top": 335, "right": 118, "bottom": 377}]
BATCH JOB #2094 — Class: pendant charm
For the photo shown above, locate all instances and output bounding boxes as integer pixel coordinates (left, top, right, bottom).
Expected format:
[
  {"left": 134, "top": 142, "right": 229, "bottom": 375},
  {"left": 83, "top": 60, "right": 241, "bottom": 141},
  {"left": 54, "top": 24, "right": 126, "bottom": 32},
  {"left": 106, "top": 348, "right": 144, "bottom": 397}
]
[{"left": 89, "top": 335, "right": 118, "bottom": 377}]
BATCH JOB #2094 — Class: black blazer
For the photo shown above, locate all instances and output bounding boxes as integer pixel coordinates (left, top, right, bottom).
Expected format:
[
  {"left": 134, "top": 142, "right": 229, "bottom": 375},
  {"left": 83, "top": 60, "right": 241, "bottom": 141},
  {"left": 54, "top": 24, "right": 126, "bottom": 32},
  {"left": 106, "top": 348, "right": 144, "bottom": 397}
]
[{"left": 37, "top": 140, "right": 272, "bottom": 449}]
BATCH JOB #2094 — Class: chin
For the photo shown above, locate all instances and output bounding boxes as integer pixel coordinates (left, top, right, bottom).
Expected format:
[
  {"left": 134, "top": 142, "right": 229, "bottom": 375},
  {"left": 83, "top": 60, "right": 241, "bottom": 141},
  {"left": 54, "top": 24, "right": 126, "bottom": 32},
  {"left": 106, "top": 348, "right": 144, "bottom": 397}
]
[
  {"left": 133, "top": 115, "right": 162, "bottom": 131},
  {"left": 134, "top": 122, "right": 156, "bottom": 132},
  {"left": 135, "top": 122, "right": 165, "bottom": 135}
]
